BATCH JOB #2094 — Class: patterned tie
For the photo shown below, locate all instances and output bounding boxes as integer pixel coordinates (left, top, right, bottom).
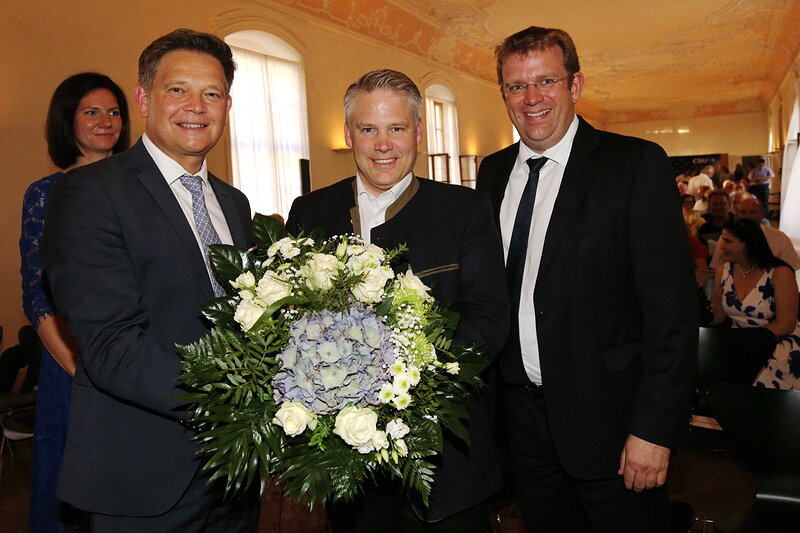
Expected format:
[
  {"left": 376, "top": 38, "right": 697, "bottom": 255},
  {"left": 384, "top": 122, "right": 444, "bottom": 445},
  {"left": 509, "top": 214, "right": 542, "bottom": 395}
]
[
  {"left": 501, "top": 157, "right": 548, "bottom": 385},
  {"left": 180, "top": 174, "right": 226, "bottom": 297}
]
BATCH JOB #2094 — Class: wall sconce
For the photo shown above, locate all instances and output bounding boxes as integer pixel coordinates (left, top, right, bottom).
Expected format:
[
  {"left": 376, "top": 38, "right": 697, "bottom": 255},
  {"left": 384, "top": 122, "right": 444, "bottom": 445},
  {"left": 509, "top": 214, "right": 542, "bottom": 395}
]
[{"left": 332, "top": 147, "right": 352, "bottom": 154}]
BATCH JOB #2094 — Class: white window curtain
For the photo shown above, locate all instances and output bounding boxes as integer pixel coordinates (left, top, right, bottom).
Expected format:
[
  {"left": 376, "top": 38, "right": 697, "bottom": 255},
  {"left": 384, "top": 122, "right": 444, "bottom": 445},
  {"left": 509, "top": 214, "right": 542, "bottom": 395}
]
[
  {"left": 228, "top": 46, "right": 309, "bottom": 218},
  {"left": 780, "top": 99, "right": 800, "bottom": 239},
  {"left": 425, "top": 85, "right": 461, "bottom": 184}
]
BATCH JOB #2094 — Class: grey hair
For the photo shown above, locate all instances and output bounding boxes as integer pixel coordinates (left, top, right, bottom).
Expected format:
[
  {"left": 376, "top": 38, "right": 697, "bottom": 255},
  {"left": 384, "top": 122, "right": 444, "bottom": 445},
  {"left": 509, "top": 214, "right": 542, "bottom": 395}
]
[{"left": 343, "top": 69, "right": 422, "bottom": 126}]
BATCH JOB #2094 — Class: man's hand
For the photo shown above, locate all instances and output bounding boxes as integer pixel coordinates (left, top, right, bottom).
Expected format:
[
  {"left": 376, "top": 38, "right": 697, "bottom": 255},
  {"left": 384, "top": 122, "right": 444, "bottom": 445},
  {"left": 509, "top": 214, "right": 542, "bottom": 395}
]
[{"left": 618, "top": 434, "right": 670, "bottom": 492}]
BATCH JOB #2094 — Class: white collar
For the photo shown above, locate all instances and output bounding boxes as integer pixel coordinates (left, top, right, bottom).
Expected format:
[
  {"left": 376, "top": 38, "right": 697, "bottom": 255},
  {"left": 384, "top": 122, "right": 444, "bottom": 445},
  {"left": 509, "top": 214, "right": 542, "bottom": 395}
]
[
  {"left": 356, "top": 172, "right": 413, "bottom": 201},
  {"left": 142, "top": 133, "right": 209, "bottom": 185},
  {"left": 516, "top": 115, "right": 579, "bottom": 168}
]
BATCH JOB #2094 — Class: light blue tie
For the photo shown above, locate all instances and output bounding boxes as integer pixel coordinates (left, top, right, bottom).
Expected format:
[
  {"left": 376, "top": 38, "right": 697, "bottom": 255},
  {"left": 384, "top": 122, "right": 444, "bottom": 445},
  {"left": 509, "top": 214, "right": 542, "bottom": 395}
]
[{"left": 180, "top": 174, "right": 226, "bottom": 297}]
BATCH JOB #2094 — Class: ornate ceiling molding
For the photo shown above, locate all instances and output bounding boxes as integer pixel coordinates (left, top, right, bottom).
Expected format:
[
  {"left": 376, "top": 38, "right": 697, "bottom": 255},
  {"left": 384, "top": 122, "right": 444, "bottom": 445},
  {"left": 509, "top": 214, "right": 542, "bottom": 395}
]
[
  {"left": 263, "top": 0, "right": 800, "bottom": 124},
  {"left": 273, "top": 0, "right": 497, "bottom": 81}
]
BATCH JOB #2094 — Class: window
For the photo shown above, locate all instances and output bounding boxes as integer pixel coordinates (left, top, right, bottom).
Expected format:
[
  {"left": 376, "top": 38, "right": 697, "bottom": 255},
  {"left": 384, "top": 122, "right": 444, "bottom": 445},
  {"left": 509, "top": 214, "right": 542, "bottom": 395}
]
[
  {"left": 225, "top": 31, "right": 310, "bottom": 218},
  {"left": 780, "top": 97, "right": 800, "bottom": 239},
  {"left": 425, "top": 85, "right": 460, "bottom": 184}
]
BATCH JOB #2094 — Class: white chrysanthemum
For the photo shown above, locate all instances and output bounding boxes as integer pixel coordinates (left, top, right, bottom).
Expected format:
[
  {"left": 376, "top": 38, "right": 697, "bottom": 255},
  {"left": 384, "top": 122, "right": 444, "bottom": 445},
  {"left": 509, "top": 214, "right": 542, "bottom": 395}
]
[
  {"left": 393, "top": 373, "right": 412, "bottom": 394},
  {"left": 392, "top": 393, "right": 412, "bottom": 410},
  {"left": 378, "top": 383, "right": 395, "bottom": 403}
]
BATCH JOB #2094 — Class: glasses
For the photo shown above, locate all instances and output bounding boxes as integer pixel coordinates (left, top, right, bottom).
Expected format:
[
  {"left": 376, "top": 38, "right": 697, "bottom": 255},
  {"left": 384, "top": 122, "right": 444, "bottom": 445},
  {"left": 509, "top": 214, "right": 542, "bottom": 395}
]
[{"left": 503, "top": 75, "right": 571, "bottom": 96}]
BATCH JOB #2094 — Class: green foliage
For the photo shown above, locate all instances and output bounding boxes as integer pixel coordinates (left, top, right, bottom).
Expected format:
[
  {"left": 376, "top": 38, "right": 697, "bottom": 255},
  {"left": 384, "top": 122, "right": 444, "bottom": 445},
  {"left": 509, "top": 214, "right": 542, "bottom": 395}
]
[
  {"left": 209, "top": 244, "right": 254, "bottom": 283},
  {"left": 177, "top": 216, "right": 491, "bottom": 506},
  {"left": 252, "top": 213, "right": 288, "bottom": 250}
]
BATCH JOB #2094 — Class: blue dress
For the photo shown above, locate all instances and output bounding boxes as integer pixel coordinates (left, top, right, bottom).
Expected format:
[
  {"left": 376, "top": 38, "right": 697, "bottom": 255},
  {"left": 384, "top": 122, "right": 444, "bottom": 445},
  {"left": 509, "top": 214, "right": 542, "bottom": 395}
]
[
  {"left": 20, "top": 172, "right": 72, "bottom": 532},
  {"left": 720, "top": 262, "right": 800, "bottom": 389}
]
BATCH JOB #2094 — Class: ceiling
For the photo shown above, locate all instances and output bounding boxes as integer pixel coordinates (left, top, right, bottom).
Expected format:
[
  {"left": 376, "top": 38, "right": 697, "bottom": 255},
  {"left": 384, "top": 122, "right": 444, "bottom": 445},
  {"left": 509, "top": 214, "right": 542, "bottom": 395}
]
[{"left": 278, "top": 0, "right": 800, "bottom": 124}]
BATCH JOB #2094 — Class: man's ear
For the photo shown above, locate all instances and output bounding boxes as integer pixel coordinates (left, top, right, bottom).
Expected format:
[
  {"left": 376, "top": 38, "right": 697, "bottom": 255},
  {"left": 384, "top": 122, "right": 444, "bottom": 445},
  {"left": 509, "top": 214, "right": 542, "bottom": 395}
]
[
  {"left": 134, "top": 85, "right": 149, "bottom": 119},
  {"left": 344, "top": 122, "right": 353, "bottom": 148}
]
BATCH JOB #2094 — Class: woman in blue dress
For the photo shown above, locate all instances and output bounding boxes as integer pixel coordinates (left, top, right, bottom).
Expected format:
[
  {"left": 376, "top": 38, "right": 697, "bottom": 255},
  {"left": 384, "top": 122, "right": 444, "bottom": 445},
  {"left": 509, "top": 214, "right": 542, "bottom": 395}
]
[
  {"left": 21, "top": 72, "right": 129, "bottom": 532},
  {"left": 710, "top": 218, "right": 800, "bottom": 389}
]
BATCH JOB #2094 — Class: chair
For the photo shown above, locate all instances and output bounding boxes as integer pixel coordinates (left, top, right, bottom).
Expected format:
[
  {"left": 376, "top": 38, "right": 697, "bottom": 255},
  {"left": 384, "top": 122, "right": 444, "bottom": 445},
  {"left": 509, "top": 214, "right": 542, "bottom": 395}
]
[
  {"left": 0, "top": 405, "right": 35, "bottom": 459},
  {"left": 694, "top": 326, "right": 776, "bottom": 415},
  {"left": 706, "top": 383, "right": 800, "bottom": 532},
  {"left": 0, "top": 391, "right": 36, "bottom": 459}
]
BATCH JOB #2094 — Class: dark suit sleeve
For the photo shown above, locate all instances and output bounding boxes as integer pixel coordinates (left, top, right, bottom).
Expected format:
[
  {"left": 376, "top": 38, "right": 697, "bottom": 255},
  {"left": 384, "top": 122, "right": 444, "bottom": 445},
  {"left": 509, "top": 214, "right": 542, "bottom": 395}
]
[
  {"left": 42, "top": 172, "right": 187, "bottom": 419},
  {"left": 451, "top": 192, "right": 510, "bottom": 361},
  {"left": 627, "top": 142, "right": 697, "bottom": 447}
]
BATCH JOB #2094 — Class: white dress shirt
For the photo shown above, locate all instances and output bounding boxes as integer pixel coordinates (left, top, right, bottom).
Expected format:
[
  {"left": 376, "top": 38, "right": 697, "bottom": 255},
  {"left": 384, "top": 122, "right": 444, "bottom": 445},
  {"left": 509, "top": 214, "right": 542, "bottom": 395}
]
[
  {"left": 141, "top": 134, "right": 234, "bottom": 275},
  {"left": 499, "top": 116, "right": 579, "bottom": 384},
  {"left": 356, "top": 173, "right": 413, "bottom": 244}
]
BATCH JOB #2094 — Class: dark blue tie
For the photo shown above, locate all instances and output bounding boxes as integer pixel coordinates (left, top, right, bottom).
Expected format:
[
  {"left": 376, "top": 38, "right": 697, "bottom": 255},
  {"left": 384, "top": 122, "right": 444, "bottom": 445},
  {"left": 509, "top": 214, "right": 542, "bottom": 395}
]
[{"left": 501, "top": 157, "right": 547, "bottom": 385}]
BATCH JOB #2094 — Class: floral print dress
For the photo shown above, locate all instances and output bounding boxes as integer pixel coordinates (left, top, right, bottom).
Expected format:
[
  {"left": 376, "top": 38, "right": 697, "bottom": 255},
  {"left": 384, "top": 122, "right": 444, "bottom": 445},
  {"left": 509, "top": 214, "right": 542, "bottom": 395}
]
[{"left": 721, "top": 262, "right": 800, "bottom": 389}]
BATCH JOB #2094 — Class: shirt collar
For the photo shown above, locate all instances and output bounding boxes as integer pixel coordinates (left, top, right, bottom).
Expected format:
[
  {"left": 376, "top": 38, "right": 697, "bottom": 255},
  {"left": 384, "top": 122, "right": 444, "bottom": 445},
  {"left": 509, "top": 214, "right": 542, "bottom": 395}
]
[
  {"left": 142, "top": 133, "right": 209, "bottom": 185},
  {"left": 516, "top": 115, "right": 580, "bottom": 168},
  {"left": 356, "top": 172, "right": 413, "bottom": 201}
]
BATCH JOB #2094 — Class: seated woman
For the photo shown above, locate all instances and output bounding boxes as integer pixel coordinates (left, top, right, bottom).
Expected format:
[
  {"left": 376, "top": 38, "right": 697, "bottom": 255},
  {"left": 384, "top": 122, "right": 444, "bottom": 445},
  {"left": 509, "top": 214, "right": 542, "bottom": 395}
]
[{"left": 711, "top": 218, "right": 800, "bottom": 389}]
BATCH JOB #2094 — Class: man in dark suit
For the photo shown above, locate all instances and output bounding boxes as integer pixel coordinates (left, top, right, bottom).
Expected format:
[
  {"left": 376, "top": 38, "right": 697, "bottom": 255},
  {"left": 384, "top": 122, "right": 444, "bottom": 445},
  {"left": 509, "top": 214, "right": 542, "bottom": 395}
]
[
  {"left": 286, "top": 69, "right": 509, "bottom": 532},
  {"left": 476, "top": 26, "right": 697, "bottom": 532},
  {"left": 41, "top": 29, "right": 258, "bottom": 532}
]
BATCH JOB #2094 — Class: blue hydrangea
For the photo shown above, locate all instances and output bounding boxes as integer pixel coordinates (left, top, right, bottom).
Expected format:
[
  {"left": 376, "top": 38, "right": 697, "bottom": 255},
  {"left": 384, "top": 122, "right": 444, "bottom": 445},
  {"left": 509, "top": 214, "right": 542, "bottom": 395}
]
[{"left": 272, "top": 303, "right": 395, "bottom": 414}]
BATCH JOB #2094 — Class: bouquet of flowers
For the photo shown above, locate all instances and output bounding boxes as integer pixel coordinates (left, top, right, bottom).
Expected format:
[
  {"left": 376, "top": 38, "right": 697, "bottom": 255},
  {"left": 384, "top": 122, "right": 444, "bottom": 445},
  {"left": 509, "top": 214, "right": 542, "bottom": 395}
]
[{"left": 178, "top": 214, "right": 488, "bottom": 506}]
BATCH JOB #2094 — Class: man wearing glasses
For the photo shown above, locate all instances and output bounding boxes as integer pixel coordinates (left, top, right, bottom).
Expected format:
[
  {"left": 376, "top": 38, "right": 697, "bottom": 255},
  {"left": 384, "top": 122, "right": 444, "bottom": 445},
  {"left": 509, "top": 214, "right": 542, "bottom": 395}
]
[{"left": 476, "top": 26, "right": 696, "bottom": 532}]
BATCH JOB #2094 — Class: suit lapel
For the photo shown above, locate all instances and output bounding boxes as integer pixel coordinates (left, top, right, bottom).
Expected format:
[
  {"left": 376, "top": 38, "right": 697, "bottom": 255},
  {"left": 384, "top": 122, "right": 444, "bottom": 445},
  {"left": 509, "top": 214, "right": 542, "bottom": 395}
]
[
  {"left": 129, "top": 141, "right": 214, "bottom": 296},
  {"left": 208, "top": 174, "right": 249, "bottom": 248},
  {"left": 537, "top": 118, "right": 599, "bottom": 277},
  {"left": 485, "top": 143, "right": 519, "bottom": 218}
]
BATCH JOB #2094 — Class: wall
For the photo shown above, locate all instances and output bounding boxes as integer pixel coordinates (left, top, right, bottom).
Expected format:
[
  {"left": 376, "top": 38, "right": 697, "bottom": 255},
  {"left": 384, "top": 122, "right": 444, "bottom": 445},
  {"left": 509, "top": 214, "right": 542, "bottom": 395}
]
[
  {"left": 605, "top": 112, "right": 770, "bottom": 158},
  {"left": 0, "top": 0, "right": 511, "bottom": 344}
]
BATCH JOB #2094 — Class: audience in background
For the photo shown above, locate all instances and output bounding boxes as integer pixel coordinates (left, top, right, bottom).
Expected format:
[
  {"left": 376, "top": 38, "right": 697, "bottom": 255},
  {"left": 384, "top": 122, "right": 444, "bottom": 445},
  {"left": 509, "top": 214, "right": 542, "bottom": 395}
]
[
  {"left": 687, "top": 165, "right": 715, "bottom": 198},
  {"left": 710, "top": 198, "right": 799, "bottom": 272},
  {"left": 20, "top": 72, "right": 130, "bottom": 533},
  {"left": 733, "top": 163, "right": 745, "bottom": 181},
  {"left": 748, "top": 157, "right": 775, "bottom": 213},
  {"left": 692, "top": 185, "right": 711, "bottom": 214},
  {"left": 682, "top": 194, "right": 704, "bottom": 236},
  {"left": 0, "top": 326, "right": 41, "bottom": 393},
  {"left": 697, "top": 190, "right": 734, "bottom": 246},
  {"left": 721, "top": 180, "right": 735, "bottom": 194},
  {"left": 711, "top": 219, "right": 800, "bottom": 389}
]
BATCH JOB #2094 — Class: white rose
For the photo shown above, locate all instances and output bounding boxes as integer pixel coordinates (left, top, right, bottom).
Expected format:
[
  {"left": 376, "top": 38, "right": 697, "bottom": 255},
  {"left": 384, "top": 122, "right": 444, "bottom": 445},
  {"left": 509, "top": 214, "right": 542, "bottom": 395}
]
[
  {"left": 386, "top": 418, "right": 410, "bottom": 439},
  {"left": 234, "top": 300, "right": 267, "bottom": 331},
  {"left": 239, "top": 289, "right": 255, "bottom": 301},
  {"left": 352, "top": 266, "right": 393, "bottom": 304},
  {"left": 273, "top": 402, "right": 317, "bottom": 437},
  {"left": 333, "top": 406, "right": 378, "bottom": 448},
  {"left": 335, "top": 240, "right": 348, "bottom": 259},
  {"left": 231, "top": 271, "right": 256, "bottom": 290},
  {"left": 444, "top": 362, "right": 460, "bottom": 375},
  {"left": 300, "top": 253, "right": 341, "bottom": 290},
  {"left": 255, "top": 271, "right": 291, "bottom": 307},
  {"left": 346, "top": 246, "right": 384, "bottom": 275},
  {"left": 395, "top": 438, "right": 408, "bottom": 457},
  {"left": 372, "top": 430, "right": 389, "bottom": 450},
  {"left": 356, "top": 443, "right": 375, "bottom": 454},
  {"left": 395, "top": 268, "right": 431, "bottom": 299},
  {"left": 267, "top": 237, "right": 302, "bottom": 259}
]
